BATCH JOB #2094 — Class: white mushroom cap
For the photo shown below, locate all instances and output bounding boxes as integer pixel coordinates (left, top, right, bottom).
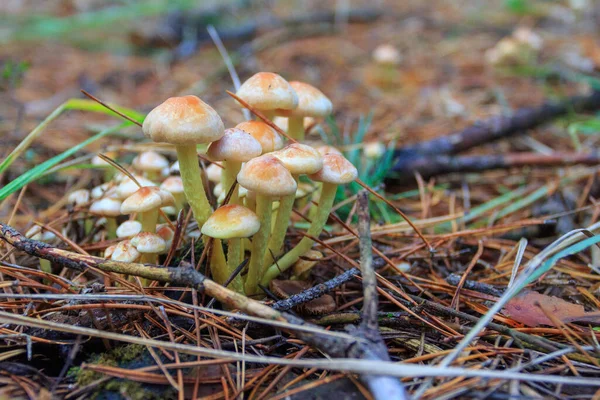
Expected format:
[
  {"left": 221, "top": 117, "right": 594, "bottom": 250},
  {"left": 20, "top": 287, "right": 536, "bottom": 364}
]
[
  {"left": 236, "top": 72, "right": 298, "bottom": 111},
  {"left": 206, "top": 128, "right": 262, "bottom": 163},
  {"left": 271, "top": 143, "right": 323, "bottom": 175},
  {"left": 373, "top": 44, "right": 402, "bottom": 65},
  {"left": 308, "top": 153, "right": 358, "bottom": 184},
  {"left": 201, "top": 205, "right": 260, "bottom": 239},
  {"left": 235, "top": 121, "right": 283, "bottom": 154},
  {"left": 278, "top": 81, "right": 332, "bottom": 118},
  {"left": 67, "top": 189, "right": 90, "bottom": 206},
  {"left": 160, "top": 176, "right": 185, "bottom": 196},
  {"left": 132, "top": 151, "right": 169, "bottom": 173},
  {"left": 90, "top": 198, "right": 122, "bottom": 217},
  {"left": 116, "top": 176, "right": 156, "bottom": 199},
  {"left": 26, "top": 225, "right": 56, "bottom": 242},
  {"left": 156, "top": 224, "right": 175, "bottom": 252},
  {"left": 205, "top": 163, "right": 222, "bottom": 183},
  {"left": 237, "top": 155, "right": 297, "bottom": 197},
  {"left": 91, "top": 183, "right": 119, "bottom": 199},
  {"left": 111, "top": 240, "right": 140, "bottom": 262},
  {"left": 130, "top": 232, "right": 167, "bottom": 254},
  {"left": 121, "top": 186, "right": 175, "bottom": 214},
  {"left": 104, "top": 244, "right": 117, "bottom": 259},
  {"left": 364, "top": 142, "right": 386, "bottom": 159},
  {"left": 213, "top": 182, "right": 223, "bottom": 198},
  {"left": 142, "top": 95, "right": 224, "bottom": 145},
  {"left": 116, "top": 220, "right": 143, "bottom": 239}
]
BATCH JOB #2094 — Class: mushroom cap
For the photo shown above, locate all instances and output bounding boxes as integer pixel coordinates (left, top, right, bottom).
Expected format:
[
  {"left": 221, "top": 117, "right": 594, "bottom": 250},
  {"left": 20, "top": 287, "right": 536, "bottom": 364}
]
[
  {"left": 236, "top": 72, "right": 298, "bottom": 111},
  {"left": 121, "top": 186, "right": 175, "bottom": 214},
  {"left": 364, "top": 142, "right": 386, "bottom": 159},
  {"left": 206, "top": 128, "right": 262, "bottom": 162},
  {"left": 308, "top": 153, "right": 357, "bottom": 184},
  {"left": 90, "top": 198, "right": 122, "bottom": 217},
  {"left": 130, "top": 232, "right": 167, "bottom": 254},
  {"left": 111, "top": 240, "right": 140, "bottom": 262},
  {"left": 201, "top": 205, "right": 260, "bottom": 239},
  {"left": 271, "top": 143, "right": 323, "bottom": 175},
  {"left": 292, "top": 250, "right": 323, "bottom": 278},
  {"left": 133, "top": 151, "right": 169, "bottom": 172},
  {"left": 104, "top": 244, "right": 117, "bottom": 259},
  {"left": 316, "top": 145, "right": 343, "bottom": 156},
  {"left": 116, "top": 220, "right": 143, "bottom": 239},
  {"left": 205, "top": 163, "right": 222, "bottom": 183},
  {"left": 278, "top": 81, "right": 332, "bottom": 118},
  {"left": 235, "top": 121, "right": 283, "bottom": 154},
  {"left": 156, "top": 224, "right": 175, "bottom": 251},
  {"left": 116, "top": 176, "right": 156, "bottom": 199},
  {"left": 372, "top": 44, "right": 402, "bottom": 65},
  {"left": 142, "top": 95, "right": 224, "bottom": 145},
  {"left": 68, "top": 189, "right": 90, "bottom": 206},
  {"left": 160, "top": 176, "right": 184, "bottom": 195},
  {"left": 237, "top": 155, "right": 297, "bottom": 197}
]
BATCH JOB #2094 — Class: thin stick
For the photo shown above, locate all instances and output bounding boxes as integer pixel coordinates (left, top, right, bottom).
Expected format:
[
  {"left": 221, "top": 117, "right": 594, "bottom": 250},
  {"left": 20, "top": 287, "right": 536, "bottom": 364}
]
[
  {"left": 226, "top": 91, "right": 297, "bottom": 143},
  {"left": 81, "top": 90, "right": 142, "bottom": 127}
]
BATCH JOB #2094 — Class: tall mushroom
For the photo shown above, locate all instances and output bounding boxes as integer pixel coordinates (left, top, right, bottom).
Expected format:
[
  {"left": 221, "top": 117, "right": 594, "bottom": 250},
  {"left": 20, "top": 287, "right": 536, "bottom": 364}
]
[
  {"left": 268, "top": 143, "right": 323, "bottom": 262},
  {"left": 235, "top": 121, "right": 284, "bottom": 154},
  {"left": 236, "top": 72, "right": 298, "bottom": 121},
  {"left": 261, "top": 153, "right": 357, "bottom": 285},
  {"left": 142, "top": 95, "right": 224, "bottom": 228},
  {"left": 277, "top": 81, "right": 332, "bottom": 141},
  {"left": 201, "top": 204, "right": 260, "bottom": 293},
  {"left": 206, "top": 128, "right": 262, "bottom": 205},
  {"left": 237, "top": 154, "right": 297, "bottom": 295}
]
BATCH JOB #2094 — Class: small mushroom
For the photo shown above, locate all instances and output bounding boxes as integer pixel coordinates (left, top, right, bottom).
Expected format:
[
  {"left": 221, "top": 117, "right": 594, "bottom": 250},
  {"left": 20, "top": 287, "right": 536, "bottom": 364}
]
[
  {"left": 292, "top": 250, "right": 323, "bottom": 280},
  {"left": 120, "top": 186, "right": 175, "bottom": 234},
  {"left": 132, "top": 151, "right": 169, "bottom": 180},
  {"left": 201, "top": 204, "right": 260, "bottom": 293},
  {"left": 90, "top": 197, "right": 122, "bottom": 239},
  {"left": 130, "top": 232, "right": 166, "bottom": 265},
  {"left": 111, "top": 239, "right": 141, "bottom": 263},
  {"left": 116, "top": 220, "right": 142, "bottom": 239},
  {"left": 237, "top": 155, "right": 297, "bottom": 295},
  {"left": 206, "top": 128, "right": 262, "bottom": 204},
  {"left": 143, "top": 95, "right": 224, "bottom": 228},
  {"left": 262, "top": 153, "right": 357, "bottom": 285},
  {"left": 276, "top": 81, "right": 332, "bottom": 141},
  {"left": 236, "top": 120, "right": 284, "bottom": 154},
  {"left": 160, "top": 176, "right": 186, "bottom": 211},
  {"left": 236, "top": 72, "right": 298, "bottom": 120}
]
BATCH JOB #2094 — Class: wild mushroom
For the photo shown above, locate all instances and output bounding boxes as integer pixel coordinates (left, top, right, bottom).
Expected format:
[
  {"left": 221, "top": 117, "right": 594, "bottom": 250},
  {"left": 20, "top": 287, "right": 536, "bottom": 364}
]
[
  {"left": 205, "top": 163, "right": 223, "bottom": 184},
  {"left": 142, "top": 95, "right": 224, "bottom": 228},
  {"left": 67, "top": 189, "right": 90, "bottom": 207},
  {"left": 116, "top": 220, "right": 142, "bottom": 239},
  {"left": 206, "top": 128, "right": 262, "bottom": 204},
  {"left": 201, "top": 204, "right": 260, "bottom": 293},
  {"left": 116, "top": 176, "right": 156, "bottom": 200},
  {"left": 262, "top": 153, "right": 357, "bottom": 285},
  {"left": 316, "top": 145, "right": 343, "bottom": 156},
  {"left": 90, "top": 197, "right": 122, "bottom": 239},
  {"left": 236, "top": 72, "right": 298, "bottom": 120},
  {"left": 292, "top": 249, "right": 323, "bottom": 280},
  {"left": 132, "top": 151, "right": 169, "bottom": 181},
  {"left": 235, "top": 120, "right": 283, "bottom": 154},
  {"left": 268, "top": 143, "right": 323, "bottom": 262},
  {"left": 130, "top": 232, "right": 166, "bottom": 265},
  {"left": 237, "top": 154, "right": 297, "bottom": 295},
  {"left": 160, "top": 176, "right": 186, "bottom": 211},
  {"left": 277, "top": 81, "right": 332, "bottom": 141},
  {"left": 111, "top": 239, "right": 141, "bottom": 263},
  {"left": 120, "top": 186, "right": 175, "bottom": 234}
]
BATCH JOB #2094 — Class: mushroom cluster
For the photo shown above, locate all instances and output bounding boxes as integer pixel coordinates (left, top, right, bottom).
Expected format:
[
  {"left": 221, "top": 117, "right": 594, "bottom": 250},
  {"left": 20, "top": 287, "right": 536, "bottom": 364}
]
[{"left": 59, "top": 71, "right": 357, "bottom": 299}]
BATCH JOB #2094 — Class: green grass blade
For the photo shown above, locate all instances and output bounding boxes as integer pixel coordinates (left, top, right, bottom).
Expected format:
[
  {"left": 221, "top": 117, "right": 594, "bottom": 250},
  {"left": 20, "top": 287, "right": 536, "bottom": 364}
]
[
  {"left": 0, "top": 99, "right": 143, "bottom": 175},
  {"left": 0, "top": 122, "right": 129, "bottom": 201}
]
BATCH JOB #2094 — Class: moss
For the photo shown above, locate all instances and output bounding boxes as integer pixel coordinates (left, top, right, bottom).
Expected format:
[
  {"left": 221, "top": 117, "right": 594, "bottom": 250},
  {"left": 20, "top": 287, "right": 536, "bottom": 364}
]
[{"left": 70, "top": 344, "right": 172, "bottom": 400}]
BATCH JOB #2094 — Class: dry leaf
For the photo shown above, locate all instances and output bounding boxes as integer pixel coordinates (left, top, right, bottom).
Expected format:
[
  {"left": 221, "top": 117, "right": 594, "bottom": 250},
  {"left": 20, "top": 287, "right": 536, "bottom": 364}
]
[{"left": 503, "top": 290, "right": 586, "bottom": 327}]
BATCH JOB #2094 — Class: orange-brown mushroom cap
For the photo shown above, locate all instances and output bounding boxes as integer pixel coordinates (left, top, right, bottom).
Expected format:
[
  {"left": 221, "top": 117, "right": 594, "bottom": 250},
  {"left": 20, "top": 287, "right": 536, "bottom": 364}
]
[
  {"left": 237, "top": 155, "right": 297, "bottom": 197},
  {"left": 308, "top": 153, "right": 358, "bottom": 185},
  {"left": 235, "top": 121, "right": 283, "bottom": 153},
  {"left": 142, "top": 95, "right": 224, "bottom": 145},
  {"left": 236, "top": 72, "right": 298, "bottom": 111},
  {"left": 272, "top": 143, "right": 323, "bottom": 175},
  {"left": 201, "top": 205, "right": 260, "bottom": 239}
]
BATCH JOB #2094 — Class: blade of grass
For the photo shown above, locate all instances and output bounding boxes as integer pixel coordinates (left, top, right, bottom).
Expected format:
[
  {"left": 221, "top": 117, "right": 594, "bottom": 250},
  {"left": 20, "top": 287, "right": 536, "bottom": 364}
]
[
  {"left": 0, "top": 99, "right": 143, "bottom": 175},
  {"left": 0, "top": 122, "right": 130, "bottom": 201}
]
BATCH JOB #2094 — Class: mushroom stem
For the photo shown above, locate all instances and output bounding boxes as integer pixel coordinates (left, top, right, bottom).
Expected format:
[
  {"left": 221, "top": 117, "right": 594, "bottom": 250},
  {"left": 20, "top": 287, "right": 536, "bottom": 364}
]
[
  {"left": 106, "top": 217, "right": 117, "bottom": 240},
  {"left": 140, "top": 253, "right": 157, "bottom": 265},
  {"left": 266, "top": 175, "right": 298, "bottom": 264},
  {"left": 287, "top": 116, "right": 305, "bottom": 141},
  {"left": 245, "top": 195, "right": 272, "bottom": 295},
  {"left": 175, "top": 145, "right": 212, "bottom": 228},
  {"left": 261, "top": 182, "right": 337, "bottom": 286},
  {"left": 141, "top": 208, "right": 158, "bottom": 233},
  {"left": 222, "top": 161, "right": 242, "bottom": 205}
]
